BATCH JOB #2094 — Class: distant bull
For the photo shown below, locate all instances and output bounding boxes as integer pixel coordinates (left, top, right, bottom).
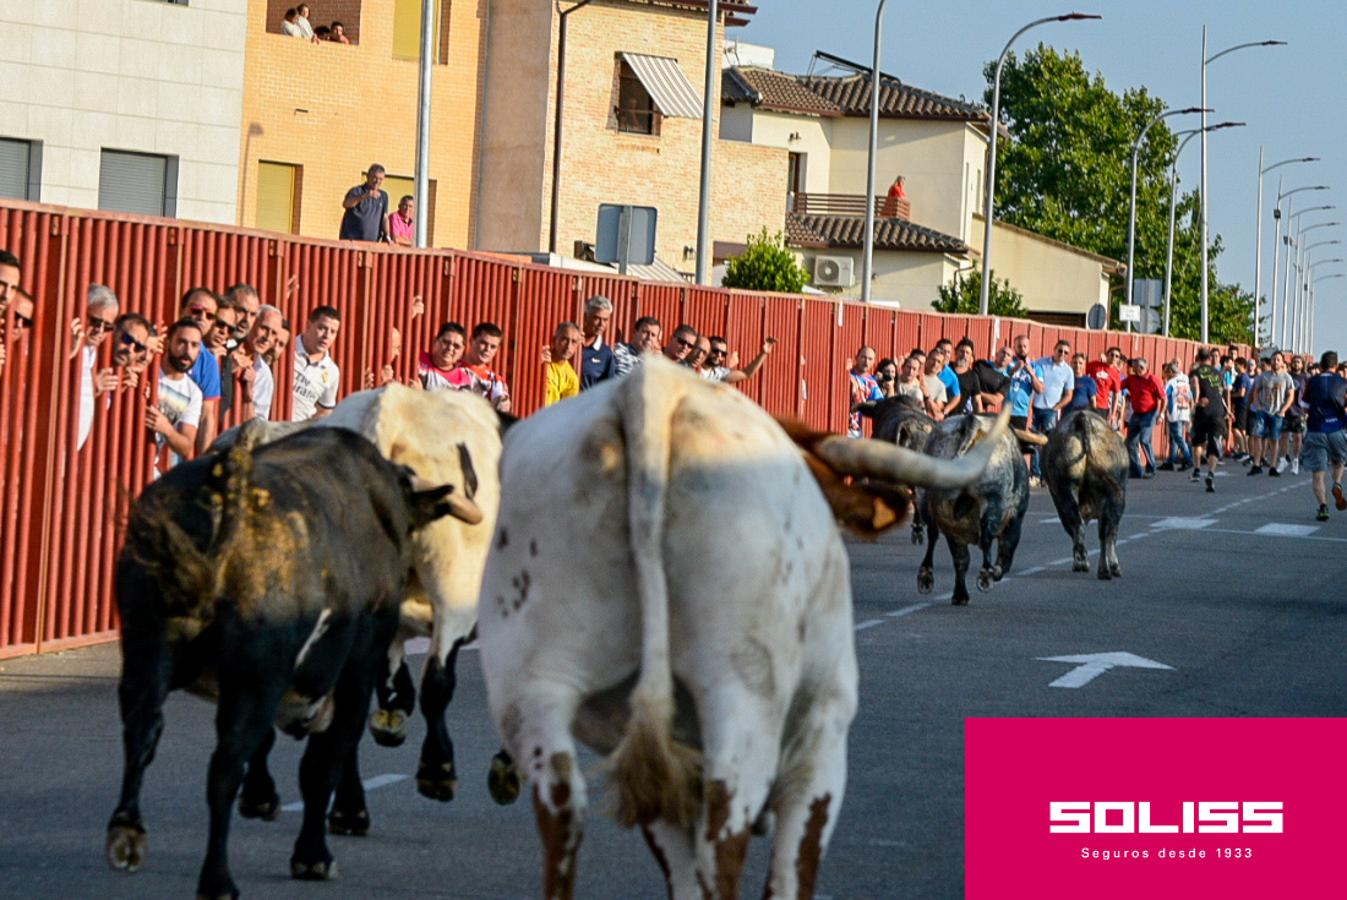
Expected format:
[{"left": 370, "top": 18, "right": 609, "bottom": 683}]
[
  {"left": 917, "top": 412, "right": 1029, "bottom": 605},
  {"left": 1041, "top": 409, "right": 1128, "bottom": 579}
]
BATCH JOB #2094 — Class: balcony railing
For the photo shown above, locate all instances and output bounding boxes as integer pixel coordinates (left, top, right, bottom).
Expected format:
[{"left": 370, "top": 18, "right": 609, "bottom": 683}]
[{"left": 791, "top": 192, "right": 910, "bottom": 221}]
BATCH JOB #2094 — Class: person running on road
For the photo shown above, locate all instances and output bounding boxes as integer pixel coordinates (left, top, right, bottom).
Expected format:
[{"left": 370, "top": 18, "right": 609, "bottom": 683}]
[
  {"left": 1247, "top": 352, "right": 1294, "bottom": 476},
  {"left": 1280, "top": 355, "right": 1310, "bottom": 475},
  {"left": 1189, "top": 348, "right": 1227, "bottom": 493},
  {"left": 1301, "top": 350, "right": 1347, "bottom": 521}
]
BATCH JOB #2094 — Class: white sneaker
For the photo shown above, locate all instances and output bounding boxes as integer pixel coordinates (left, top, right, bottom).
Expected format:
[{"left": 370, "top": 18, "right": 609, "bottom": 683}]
[{"left": 1291, "top": 458, "right": 1300, "bottom": 475}]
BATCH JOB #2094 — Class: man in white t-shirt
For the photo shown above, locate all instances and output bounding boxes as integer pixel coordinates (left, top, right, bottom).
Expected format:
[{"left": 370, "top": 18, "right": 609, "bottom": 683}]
[
  {"left": 147, "top": 319, "right": 204, "bottom": 470},
  {"left": 76, "top": 284, "right": 120, "bottom": 451},
  {"left": 292, "top": 305, "right": 342, "bottom": 421}
]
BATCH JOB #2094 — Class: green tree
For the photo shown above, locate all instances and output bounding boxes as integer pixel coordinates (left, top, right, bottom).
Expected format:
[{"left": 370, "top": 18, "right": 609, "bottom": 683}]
[
  {"left": 721, "top": 229, "right": 809, "bottom": 294},
  {"left": 985, "top": 45, "right": 1251, "bottom": 345},
  {"left": 934, "top": 269, "right": 1027, "bottom": 317}
]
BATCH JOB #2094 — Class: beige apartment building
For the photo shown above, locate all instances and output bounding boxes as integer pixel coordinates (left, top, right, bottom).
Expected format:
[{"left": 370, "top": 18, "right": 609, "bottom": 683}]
[
  {"left": 235, "top": 0, "right": 485, "bottom": 246},
  {"left": 721, "top": 57, "right": 1120, "bottom": 325},
  {"left": 474, "top": 0, "right": 782, "bottom": 274}
]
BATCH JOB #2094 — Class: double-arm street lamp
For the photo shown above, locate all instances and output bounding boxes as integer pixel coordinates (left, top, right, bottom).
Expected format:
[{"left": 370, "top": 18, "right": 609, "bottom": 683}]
[
  {"left": 1300, "top": 260, "right": 1343, "bottom": 352},
  {"left": 1270, "top": 183, "right": 1329, "bottom": 346},
  {"left": 1253, "top": 152, "right": 1318, "bottom": 344},
  {"left": 1164, "top": 122, "right": 1244, "bottom": 336},
  {"left": 1199, "top": 31, "right": 1285, "bottom": 341},
  {"left": 974, "top": 11, "right": 1101, "bottom": 314},
  {"left": 1308, "top": 272, "right": 1345, "bottom": 353},
  {"left": 1288, "top": 221, "right": 1339, "bottom": 349},
  {"left": 1126, "top": 106, "right": 1207, "bottom": 332}
]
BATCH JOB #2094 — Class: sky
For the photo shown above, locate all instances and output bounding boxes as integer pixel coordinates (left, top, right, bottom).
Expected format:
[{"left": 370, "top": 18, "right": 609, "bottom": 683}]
[{"left": 734, "top": 0, "right": 1345, "bottom": 353}]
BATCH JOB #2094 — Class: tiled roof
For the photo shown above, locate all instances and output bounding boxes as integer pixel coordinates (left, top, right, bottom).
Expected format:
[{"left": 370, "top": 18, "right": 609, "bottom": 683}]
[
  {"left": 722, "top": 66, "right": 990, "bottom": 126},
  {"left": 787, "top": 213, "right": 968, "bottom": 254}
]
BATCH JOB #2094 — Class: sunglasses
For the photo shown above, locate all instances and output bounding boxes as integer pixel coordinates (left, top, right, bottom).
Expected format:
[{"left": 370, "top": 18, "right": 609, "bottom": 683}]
[
  {"left": 119, "top": 332, "right": 148, "bottom": 353},
  {"left": 211, "top": 318, "right": 235, "bottom": 331},
  {"left": 16, "top": 312, "right": 33, "bottom": 330},
  {"left": 88, "top": 318, "right": 114, "bottom": 333},
  {"left": 189, "top": 306, "right": 216, "bottom": 321},
  {"left": 709, "top": 348, "right": 727, "bottom": 357},
  {"left": 675, "top": 336, "right": 696, "bottom": 349}
]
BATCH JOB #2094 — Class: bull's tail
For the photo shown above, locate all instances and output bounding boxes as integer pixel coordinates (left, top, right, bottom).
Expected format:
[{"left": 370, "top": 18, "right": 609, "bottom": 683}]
[
  {"left": 608, "top": 361, "right": 702, "bottom": 830},
  {"left": 1071, "top": 411, "right": 1123, "bottom": 495}
]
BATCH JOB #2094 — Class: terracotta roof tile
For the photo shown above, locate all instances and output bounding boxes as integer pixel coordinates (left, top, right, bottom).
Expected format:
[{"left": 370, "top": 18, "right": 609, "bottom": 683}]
[
  {"left": 799, "top": 73, "right": 990, "bottom": 122},
  {"left": 723, "top": 67, "right": 842, "bottom": 116},
  {"left": 787, "top": 213, "right": 967, "bottom": 254}
]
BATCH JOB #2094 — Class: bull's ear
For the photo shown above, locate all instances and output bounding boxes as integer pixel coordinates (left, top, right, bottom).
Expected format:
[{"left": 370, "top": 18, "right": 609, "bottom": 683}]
[
  {"left": 410, "top": 483, "right": 456, "bottom": 530},
  {"left": 496, "top": 410, "right": 519, "bottom": 432},
  {"left": 799, "top": 453, "right": 911, "bottom": 538},
  {"left": 856, "top": 401, "right": 878, "bottom": 420}
]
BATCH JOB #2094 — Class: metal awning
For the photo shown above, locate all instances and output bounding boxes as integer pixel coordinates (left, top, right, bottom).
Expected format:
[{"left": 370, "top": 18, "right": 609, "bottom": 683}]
[{"left": 620, "top": 52, "right": 703, "bottom": 119}]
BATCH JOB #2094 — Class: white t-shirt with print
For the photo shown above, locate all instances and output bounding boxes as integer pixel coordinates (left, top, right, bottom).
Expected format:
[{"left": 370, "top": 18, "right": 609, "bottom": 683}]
[
  {"left": 78, "top": 345, "right": 97, "bottom": 450},
  {"left": 292, "top": 335, "right": 340, "bottom": 422},
  {"left": 157, "top": 370, "right": 202, "bottom": 468},
  {"left": 700, "top": 365, "right": 732, "bottom": 382}
]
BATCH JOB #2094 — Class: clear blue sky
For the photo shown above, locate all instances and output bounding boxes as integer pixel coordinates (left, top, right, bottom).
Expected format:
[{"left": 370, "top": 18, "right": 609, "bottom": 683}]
[{"left": 736, "top": 0, "right": 1345, "bottom": 353}]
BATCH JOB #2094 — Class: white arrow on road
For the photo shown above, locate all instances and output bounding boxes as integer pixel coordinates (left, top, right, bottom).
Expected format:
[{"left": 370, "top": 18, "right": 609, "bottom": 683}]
[{"left": 1036, "top": 652, "right": 1174, "bottom": 689}]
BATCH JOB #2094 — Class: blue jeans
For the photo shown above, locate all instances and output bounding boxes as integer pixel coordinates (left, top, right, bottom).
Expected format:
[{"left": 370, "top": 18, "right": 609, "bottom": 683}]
[
  {"left": 1126, "top": 410, "right": 1158, "bottom": 475},
  {"left": 1030, "top": 407, "right": 1058, "bottom": 476},
  {"left": 1167, "top": 420, "right": 1193, "bottom": 467}
]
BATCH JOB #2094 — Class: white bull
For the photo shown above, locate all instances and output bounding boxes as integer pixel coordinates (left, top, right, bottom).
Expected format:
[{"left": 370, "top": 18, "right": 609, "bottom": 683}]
[
  {"left": 214, "top": 384, "right": 504, "bottom": 831},
  {"left": 478, "top": 358, "right": 1005, "bottom": 899}
]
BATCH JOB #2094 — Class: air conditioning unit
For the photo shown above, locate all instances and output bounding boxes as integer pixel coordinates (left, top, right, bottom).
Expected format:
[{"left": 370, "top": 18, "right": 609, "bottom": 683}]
[{"left": 813, "top": 255, "right": 854, "bottom": 288}]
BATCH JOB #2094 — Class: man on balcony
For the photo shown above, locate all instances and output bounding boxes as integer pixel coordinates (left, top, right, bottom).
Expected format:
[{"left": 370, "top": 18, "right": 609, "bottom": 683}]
[
  {"left": 340, "top": 165, "right": 389, "bottom": 243},
  {"left": 883, "top": 175, "right": 908, "bottom": 217}
]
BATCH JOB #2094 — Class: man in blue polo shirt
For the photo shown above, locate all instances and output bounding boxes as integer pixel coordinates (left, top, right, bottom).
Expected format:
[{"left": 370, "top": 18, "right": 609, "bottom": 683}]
[
  {"left": 1301, "top": 350, "right": 1347, "bottom": 521},
  {"left": 1006, "top": 334, "right": 1045, "bottom": 478},
  {"left": 578, "top": 294, "right": 615, "bottom": 389}
]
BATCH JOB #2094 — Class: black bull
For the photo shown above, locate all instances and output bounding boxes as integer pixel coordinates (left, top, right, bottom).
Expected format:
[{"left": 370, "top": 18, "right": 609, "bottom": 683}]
[
  {"left": 916, "top": 414, "right": 1030, "bottom": 605},
  {"left": 1041, "top": 409, "right": 1129, "bottom": 579},
  {"left": 861, "top": 396, "right": 936, "bottom": 544},
  {"left": 105, "top": 426, "right": 460, "bottom": 900}
]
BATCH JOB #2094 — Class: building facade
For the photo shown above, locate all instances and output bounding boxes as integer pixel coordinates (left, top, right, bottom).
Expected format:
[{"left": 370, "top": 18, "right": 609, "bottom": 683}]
[
  {"left": 0, "top": 0, "right": 247, "bottom": 223},
  {"left": 235, "top": 0, "right": 485, "bottom": 245}
]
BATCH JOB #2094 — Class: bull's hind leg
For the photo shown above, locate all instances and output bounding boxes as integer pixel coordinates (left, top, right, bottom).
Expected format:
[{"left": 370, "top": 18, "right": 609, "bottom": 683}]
[
  {"left": 369, "top": 640, "right": 415, "bottom": 747},
  {"left": 237, "top": 728, "right": 281, "bottom": 821},
  {"left": 1052, "top": 487, "right": 1089, "bottom": 573},
  {"left": 277, "top": 611, "right": 358, "bottom": 738},
  {"left": 416, "top": 632, "right": 469, "bottom": 802},
  {"left": 106, "top": 621, "right": 173, "bottom": 874},
  {"left": 512, "top": 684, "right": 587, "bottom": 900},
  {"left": 996, "top": 512, "right": 1026, "bottom": 579},
  {"left": 763, "top": 690, "right": 853, "bottom": 900},
  {"left": 642, "top": 821, "right": 698, "bottom": 900},
  {"left": 326, "top": 741, "right": 369, "bottom": 836},
  {"left": 916, "top": 509, "right": 939, "bottom": 594},
  {"left": 949, "top": 536, "right": 972, "bottom": 605},
  {"left": 977, "top": 498, "right": 1005, "bottom": 590},
  {"left": 1099, "top": 493, "right": 1125, "bottom": 579}
]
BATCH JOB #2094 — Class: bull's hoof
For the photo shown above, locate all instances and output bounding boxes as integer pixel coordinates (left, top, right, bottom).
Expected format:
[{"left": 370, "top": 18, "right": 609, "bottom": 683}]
[
  {"left": 327, "top": 807, "right": 370, "bottom": 837},
  {"left": 1109, "top": 564, "right": 1122, "bottom": 578},
  {"left": 917, "top": 568, "right": 935, "bottom": 594},
  {"left": 416, "top": 760, "right": 458, "bottom": 802},
  {"left": 238, "top": 788, "right": 281, "bottom": 821},
  {"left": 976, "top": 569, "right": 995, "bottom": 593},
  {"left": 487, "top": 752, "right": 521, "bottom": 806},
  {"left": 992, "top": 564, "right": 1006, "bottom": 582},
  {"left": 106, "top": 821, "right": 147, "bottom": 873},
  {"left": 1072, "top": 555, "right": 1090, "bottom": 573},
  {"left": 1097, "top": 567, "right": 1112, "bottom": 581},
  {"left": 194, "top": 885, "right": 240, "bottom": 900},
  {"left": 951, "top": 594, "right": 970, "bottom": 606},
  {"left": 276, "top": 690, "right": 334, "bottom": 739},
  {"left": 368, "top": 708, "right": 409, "bottom": 748},
  {"left": 290, "top": 856, "right": 338, "bottom": 881},
  {"left": 911, "top": 525, "right": 925, "bottom": 546}
]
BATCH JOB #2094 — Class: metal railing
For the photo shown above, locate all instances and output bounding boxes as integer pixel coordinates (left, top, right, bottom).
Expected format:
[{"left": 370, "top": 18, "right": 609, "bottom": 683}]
[{"left": 792, "top": 192, "right": 911, "bottom": 220}]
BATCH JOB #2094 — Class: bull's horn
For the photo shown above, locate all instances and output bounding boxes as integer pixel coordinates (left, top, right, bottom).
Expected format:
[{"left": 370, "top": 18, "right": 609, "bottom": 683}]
[
  {"left": 445, "top": 494, "right": 484, "bottom": 525},
  {"left": 1013, "top": 428, "right": 1049, "bottom": 446},
  {"left": 813, "top": 407, "right": 1012, "bottom": 489}
]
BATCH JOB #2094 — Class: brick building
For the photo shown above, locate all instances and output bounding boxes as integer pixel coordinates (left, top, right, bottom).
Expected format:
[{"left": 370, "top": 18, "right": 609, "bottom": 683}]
[
  {"left": 474, "top": 0, "right": 782, "bottom": 276},
  {"left": 236, "top": 0, "right": 485, "bottom": 245}
]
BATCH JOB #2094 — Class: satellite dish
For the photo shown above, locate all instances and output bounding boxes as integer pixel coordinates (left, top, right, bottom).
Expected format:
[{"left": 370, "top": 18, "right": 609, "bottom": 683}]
[{"left": 1087, "top": 303, "right": 1108, "bottom": 330}]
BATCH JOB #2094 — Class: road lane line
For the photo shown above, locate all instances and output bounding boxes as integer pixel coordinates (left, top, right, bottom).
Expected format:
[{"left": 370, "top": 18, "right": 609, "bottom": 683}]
[
  {"left": 281, "top": 773, "right": 409, "bottom": 813},
  {"left": 886, "top": 603, "right": 931, "bottom": 618},
  {"left": 854, "top": 619, "right": 885, "bottom": 631}
]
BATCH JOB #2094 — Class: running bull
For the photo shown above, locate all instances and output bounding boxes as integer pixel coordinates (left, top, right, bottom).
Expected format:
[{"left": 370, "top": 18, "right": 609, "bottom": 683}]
[
  {"left": 861, "top": 394, "right": 936, "bottom": 544},
  {"left": 917, "top": 413, "right": 1030, "bottom": 605},
  {"left": 478, "top": 359, "right": 1006, "bottom": 899},
  {"left": 105, "top": 425, "right": 473, "bottom": 899},
  {"left": 1040, "top": 409, "right": 1128, "bottom": 579}
]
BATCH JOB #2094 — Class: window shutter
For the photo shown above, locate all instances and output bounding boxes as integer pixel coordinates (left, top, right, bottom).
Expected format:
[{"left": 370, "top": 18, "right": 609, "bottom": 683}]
[
  {"left": 0, "top": 139, "right": 31, "bottom": 200},
  {"left": 98, "top": 150, "right": 167, "bottom": 216}
]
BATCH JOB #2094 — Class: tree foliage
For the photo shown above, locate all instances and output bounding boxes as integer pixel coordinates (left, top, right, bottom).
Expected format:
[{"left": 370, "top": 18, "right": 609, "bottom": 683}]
[
  {"left": 986, "top": 45, "right": 1252, "bottom": 345},
  {"left": 721, "top": 229, "right": 810, "bottom": 294},
  {"left": 934, "top": 269, "right": 1027, "bottom": 318}
]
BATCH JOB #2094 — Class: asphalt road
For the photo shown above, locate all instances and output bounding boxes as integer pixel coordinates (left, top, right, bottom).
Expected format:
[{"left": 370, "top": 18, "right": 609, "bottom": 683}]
[{"left": 2, "top": 463, "right": 1344, "bottom": 899}]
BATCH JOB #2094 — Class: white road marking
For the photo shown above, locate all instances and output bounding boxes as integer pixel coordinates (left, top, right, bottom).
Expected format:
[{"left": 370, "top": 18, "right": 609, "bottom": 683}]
[
  {"left": 281, "top": 773, "right": 409, "bottom": 812},
  {"left": 1018, "top": 566, "right": 1045, "bottom": 575},
  {"left": 1036, "top": 652, "right": 1174, "bottom": 689},
  {"left": 886, "top": 603, "right": 931, "bottom": 618},
  {"left": 1255, "top": 522, "right": 1320, "bottom": 537},
  {"left": 1150, "top": 516, "right": 1217, "bottom": 530},
  {"left": 854, "top": 619, "right": 885, "bottom": 631}
]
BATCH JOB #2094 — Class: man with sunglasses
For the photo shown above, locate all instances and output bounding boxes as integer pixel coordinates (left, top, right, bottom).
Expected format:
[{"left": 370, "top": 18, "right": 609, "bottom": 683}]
[
  {"left": 698, "top": 334, "right": 776, "bottom": 384},
  {"left": 91, "top": 313, "right": 153, "bottom": 401},
  {"left": 76, "top": 284, "right": 120, "bottom": 451},
  {"left": 179, "top": 287, "right": 225, "bottom": 453},
  {"left": 662, "top": 324, "right": 700, "bottom": 364}
]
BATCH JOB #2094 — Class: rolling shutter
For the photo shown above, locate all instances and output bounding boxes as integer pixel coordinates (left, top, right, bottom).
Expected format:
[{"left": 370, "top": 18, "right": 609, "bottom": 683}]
[
  {"left": 0, "top": 139, "right": 31, "bottom": 200},
  {"left": 98, "top": 150, "right": 168, "bottom": 216}
]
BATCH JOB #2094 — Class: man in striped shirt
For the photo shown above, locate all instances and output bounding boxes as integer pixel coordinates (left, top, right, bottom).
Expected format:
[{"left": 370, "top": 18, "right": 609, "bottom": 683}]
[{"left": 613, "top": 316, "right": 662, "bottom": 378}]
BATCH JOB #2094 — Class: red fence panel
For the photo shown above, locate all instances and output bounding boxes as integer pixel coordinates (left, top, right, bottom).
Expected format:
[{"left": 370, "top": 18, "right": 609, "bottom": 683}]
[
  {"left": 800, "top": 300, "right": 838, "bottom": 432},
  {"left": 761, "top": 297, "right": 801, "bottom": 419},
  {"left": 511, "top": 266, "right": 580, "bottom": 415},
  {"left": 634, "top": 282, "right": 684, "bottom": 343},
  {"left": 685, "top": 287, "right": 728, "bottom": 344}
]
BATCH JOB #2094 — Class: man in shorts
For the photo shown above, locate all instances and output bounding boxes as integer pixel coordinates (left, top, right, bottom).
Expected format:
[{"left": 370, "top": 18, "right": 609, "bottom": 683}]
[
  {"left": 1189, "top": 348, "right": 1227, "bottom": 493},
  {"left": 1230, "top": 357, "right": 1254, "bottom": 461},
  {"left": 1300, "top": 350, "right": 1347, "bottom": 521},
  {"left": 1247, "top": 352, "right": 1294, "bottom": 476}
]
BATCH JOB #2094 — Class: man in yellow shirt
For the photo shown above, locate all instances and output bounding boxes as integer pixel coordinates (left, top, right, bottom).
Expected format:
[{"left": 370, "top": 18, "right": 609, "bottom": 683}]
[{"left": 541, "top": 321, "right": 582, "bottom": 406}]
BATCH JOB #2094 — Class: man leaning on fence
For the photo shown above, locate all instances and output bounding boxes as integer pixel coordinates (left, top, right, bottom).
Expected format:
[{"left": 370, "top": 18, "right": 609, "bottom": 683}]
[
  {"left": 293, "top": 305, "right": 342, "bottom": 421},
  {"left": 148, "top": 318, "right": 205, "bottom": 471}
]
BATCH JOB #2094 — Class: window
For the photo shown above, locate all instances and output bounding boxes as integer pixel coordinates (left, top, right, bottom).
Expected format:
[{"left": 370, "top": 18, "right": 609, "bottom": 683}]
[
  {"left": 266, "top": 0, "right": 361, "bottom": 43},
  {"left": 0, "top": 138, "right": 41, "bottom": 201},
  {"left": 256, "top": 161, "right": 302, "bottom": 234},
  {"left": 787, "top": 152, "right": 804, "bottom": 209},
  {"left": 616, "top": 60, "right": 659, "bottom": 135},
  {"left": 392, "top": 0, "right": 451, "bottom": 63},
  {"left": 377, "top": 173, "right": 437, "bottom": 245},
  {"left": 98, "top": 150, "right": 177, "bottom": 217}
]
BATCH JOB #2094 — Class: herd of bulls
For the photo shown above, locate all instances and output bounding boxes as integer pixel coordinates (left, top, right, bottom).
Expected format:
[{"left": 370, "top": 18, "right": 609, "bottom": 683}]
[{"left": 105, "top": 360, "right": 1129, "bottom": 900}]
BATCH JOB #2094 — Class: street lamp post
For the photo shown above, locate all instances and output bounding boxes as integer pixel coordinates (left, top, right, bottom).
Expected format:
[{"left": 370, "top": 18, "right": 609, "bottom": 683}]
[
  {"left": 413, "top": 0, "right": 434, "bottom": 247},
  {"left": 1127, "top": 106, "right": 1206, "bottom": 333},
  {"left": 1300, "top": 260, "right": 1341, "bottom": 353},
  {"left": 1200, "top": 31, "right": 1284, "bottom": 342},
  {"left": 1164, "top": 122, "right": 1243, "bottom": 336},
  {"left": 1253, "top": 152, "right": 1318, "bottom": 344},
  {"left": 694, "top": 0, "right": 718, "bottom": 285},
  {"left": 1290, "top": 221, "right": 1339, "bottom": 349},
  {"left": 861, "top": 0, "right": 890, "bottom": 304},
  {"left": 1271, "top": 184, "right": 1329, "bottom": 348},
  {"left": 977, "top": 12, "right": 1101, "bottom": 315}
]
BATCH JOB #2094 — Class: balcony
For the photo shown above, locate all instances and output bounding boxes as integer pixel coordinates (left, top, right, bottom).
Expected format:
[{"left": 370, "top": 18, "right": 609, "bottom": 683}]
[{"left": 790, "top": 192, "right": 910, "bottom": 221}]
